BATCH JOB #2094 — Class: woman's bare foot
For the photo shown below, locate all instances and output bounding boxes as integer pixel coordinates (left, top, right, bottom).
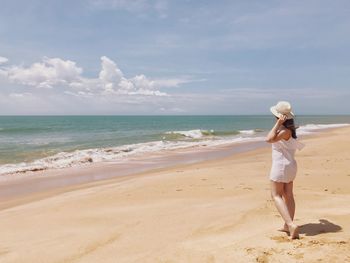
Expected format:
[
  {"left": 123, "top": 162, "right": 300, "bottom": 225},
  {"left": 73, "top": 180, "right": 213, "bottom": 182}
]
[
  {"left": 278, "top": 223, "right": 290, "bottom": 235},
  {"left": 288, "top": 224, "right": 299, "bottom": 239}
]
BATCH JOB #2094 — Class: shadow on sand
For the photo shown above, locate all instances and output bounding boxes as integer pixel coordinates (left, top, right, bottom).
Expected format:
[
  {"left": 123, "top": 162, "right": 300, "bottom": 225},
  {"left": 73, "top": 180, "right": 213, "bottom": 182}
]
[{"left": 299, "top": 219, "right": 342, "bottom": 236}]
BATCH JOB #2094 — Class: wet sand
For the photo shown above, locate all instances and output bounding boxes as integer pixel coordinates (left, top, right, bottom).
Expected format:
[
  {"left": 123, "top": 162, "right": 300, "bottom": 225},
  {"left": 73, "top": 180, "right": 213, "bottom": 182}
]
[
  {"left": 0, "top": 127, "right": 349, "bottom": 262},
  {"left": 0, "top": 140, "right": 267, "bottom": 209}
]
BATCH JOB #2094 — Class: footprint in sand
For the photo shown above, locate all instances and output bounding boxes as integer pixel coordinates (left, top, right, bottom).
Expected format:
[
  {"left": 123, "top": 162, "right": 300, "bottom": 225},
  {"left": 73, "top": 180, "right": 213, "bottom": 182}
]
[
  {"left": 255, "top": 251, "right": 272, "bottom": 263},
  {"left": 308, "top": 239, "right": 326, "bottom": 246},
  {"left": 294, "top": 254, "right": 305, "bottom": 260},
  {"left": 245, "top": 247, "right": 280, "bottom": 263},
  {"left": 270, "top": 236, "right": 290, "bottom": 243},
  {"left": 245, "top": 247, "right": 255, "bottom": 253},
  {"left": 248, "top": 244, "right": 306, "bottom": 262},
  {"left": 337, "top": 240, "right": 347, "bottom": 245}
]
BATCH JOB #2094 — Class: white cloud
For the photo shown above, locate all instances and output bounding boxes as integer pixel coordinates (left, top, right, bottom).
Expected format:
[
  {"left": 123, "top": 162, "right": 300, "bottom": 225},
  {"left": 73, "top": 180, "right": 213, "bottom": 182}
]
[
  {"left": 128, "top": 89, "right": 167, "bottom": 96},
  {"left": 87, "top": 56, "right": 189, "bottom": 96},
  {"left": 64, "top": 91, "right": 94, "bottom": 98},
  {"left": 118, "top": 77, "right": 134, "bottom": 91},
  {"left": 98, "top": 56, "right": 136, "bottom": 95},
  {"left": 0, "top": 56, "right": 8, "bottom": 64},
  {"left": 99, "top": 56, "right": 123, "bottom": 84},
  {"left": 152, "top": 77, "right": 201, "bottom": 88},
  {"left": 0, "top": 55, "right": 193, "bottom": 97},
  {"left": 131, "top": 74, "right": 154, "bottom": 90},
  {"left": 5, "top": 57, "right": 82, "bottom": 88},
  {"left": 129, "top": 74, "right": 193, "bottom": 90},
  {"left": 0, "top": 57, "right": 9, "bottom": 78}
]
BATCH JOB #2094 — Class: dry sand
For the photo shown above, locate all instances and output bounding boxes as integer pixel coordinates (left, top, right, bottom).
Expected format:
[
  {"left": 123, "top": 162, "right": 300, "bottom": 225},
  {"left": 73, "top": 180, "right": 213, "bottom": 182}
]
[{"left": 0, "top": 127, "right": 349, "bottom": 263}]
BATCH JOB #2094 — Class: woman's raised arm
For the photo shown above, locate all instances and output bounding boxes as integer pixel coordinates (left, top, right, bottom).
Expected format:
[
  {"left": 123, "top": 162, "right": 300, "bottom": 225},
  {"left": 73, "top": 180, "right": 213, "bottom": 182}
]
[{"left": 265, "top": 115, "right": 290, "bottom": 143}]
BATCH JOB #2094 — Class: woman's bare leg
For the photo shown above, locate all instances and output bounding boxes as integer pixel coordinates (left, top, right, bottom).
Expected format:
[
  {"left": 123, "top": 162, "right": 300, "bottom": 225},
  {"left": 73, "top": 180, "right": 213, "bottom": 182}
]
[
  {"left": 270, "top": 181, "right": 299, "bottom": 239},
  {"left": 281, "top": 181, "right": 296, "bottom": 233},
  {"left": 270, "top": 181, "right": 293, "bottom": 225}
]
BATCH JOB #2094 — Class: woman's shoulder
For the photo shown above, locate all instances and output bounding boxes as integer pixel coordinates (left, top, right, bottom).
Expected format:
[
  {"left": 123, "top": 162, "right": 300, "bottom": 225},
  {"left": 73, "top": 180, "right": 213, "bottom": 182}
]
[
  {"left": 279, "top": 126, "right": 291, "bottom": 133},
  {"left": 278, "top": 127, "right": 292, "bottom": 140}
]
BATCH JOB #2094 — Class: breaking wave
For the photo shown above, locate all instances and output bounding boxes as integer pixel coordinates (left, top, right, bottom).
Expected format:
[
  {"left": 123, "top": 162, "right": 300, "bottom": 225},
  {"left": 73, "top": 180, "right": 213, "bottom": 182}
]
[
  {"left": 0, "top": 123, "right": 348, "bottom": 176},
  {"left": 297, "top": 123, "right": 350, "bottom": 135},
  {"left": 0, "top": 136, "right": 264, "bottom": 175}
]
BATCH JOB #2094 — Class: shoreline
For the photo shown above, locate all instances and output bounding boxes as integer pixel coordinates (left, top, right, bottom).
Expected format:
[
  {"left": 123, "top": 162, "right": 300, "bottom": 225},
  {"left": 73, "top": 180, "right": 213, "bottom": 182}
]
[
  {"left": 0, "top": 126, "right": 349, "bottom": 262},
  {"left": 0, "top": 126, "right": 347, "bottom": 209},
  {"left": 0, "top": 138, "right": 268, "bottom": 209},
  {"left": 1, "top": 122, "right": 349, "bottom": 176}
]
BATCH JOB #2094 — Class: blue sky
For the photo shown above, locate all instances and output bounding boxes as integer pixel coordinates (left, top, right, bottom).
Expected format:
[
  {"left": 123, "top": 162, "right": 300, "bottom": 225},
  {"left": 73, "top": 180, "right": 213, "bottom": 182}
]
[{"left": 0, "top": 0, "right": 349, "bottom": 115}]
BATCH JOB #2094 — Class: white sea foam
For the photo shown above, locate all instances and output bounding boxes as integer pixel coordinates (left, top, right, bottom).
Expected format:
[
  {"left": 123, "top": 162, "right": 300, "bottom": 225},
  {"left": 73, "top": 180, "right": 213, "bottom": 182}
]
[
  {"left": 165, "top": 129, "right": 215, "bottom": 139},
  {"left": 239, "top": 129, "right": 255, "bottom": 135},
  {"left": 298, "top": 123, "right": 350, "bottom": 135},
  {"left": 0, "top": 135, "right": 264, "bottom": 176},
  {"left": 1, "top": 123, "right": 348, "bottom": 176},
  {"left": 25, "top": 137, "right": 73, "bottom": 145}
]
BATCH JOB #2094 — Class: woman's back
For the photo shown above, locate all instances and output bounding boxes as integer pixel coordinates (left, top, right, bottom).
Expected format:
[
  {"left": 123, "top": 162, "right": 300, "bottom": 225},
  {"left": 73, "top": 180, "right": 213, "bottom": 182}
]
[{"left": 270, "top": 138, "right": 304, "bottom": 183}]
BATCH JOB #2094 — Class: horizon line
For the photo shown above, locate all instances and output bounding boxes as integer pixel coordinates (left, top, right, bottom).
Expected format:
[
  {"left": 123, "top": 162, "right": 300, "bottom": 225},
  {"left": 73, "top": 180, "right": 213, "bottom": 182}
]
[{"left": 1, "top": 114, "right": 350, "bottom": 117}]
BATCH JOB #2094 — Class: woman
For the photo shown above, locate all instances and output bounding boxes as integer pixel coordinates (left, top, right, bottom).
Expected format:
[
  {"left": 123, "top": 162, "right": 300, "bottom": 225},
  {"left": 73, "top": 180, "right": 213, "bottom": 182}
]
[{"left": 265, "top": 101, "right": 304, "bottom": 239}]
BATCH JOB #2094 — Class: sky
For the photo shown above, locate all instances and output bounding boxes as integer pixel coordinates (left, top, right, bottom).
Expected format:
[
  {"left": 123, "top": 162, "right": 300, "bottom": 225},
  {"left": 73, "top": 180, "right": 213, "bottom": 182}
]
[{"left": 0, "top": 0, "right": 350, "bottom": 115}]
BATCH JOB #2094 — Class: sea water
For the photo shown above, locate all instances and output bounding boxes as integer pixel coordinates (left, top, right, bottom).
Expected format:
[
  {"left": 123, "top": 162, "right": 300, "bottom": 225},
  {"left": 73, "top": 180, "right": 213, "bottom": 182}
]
[{"left": 0, "top": 115, "right": 349, "bottom": 175}]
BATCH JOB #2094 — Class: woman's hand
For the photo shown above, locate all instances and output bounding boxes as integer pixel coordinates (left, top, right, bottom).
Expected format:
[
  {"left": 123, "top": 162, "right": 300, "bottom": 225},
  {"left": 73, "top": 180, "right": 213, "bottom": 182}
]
[
  {"left": 276, "top": 114, "right": 287, "bottom": 126},
  {"left": 266, "top": 114, "right": 288, "bottom": 143}
]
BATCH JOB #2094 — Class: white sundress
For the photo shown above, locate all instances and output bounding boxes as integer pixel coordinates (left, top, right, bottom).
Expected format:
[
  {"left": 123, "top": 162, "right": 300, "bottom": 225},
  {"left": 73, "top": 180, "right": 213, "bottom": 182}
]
[{"left": 269, "top": 138, "right": 305, "bottom": 183}]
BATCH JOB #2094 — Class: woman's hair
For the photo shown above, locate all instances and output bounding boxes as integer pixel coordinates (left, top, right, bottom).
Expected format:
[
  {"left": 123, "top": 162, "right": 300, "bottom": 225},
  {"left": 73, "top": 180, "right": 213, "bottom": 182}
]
[
  {"left": 275, "top": 117, "right": 297, "bottom": 139},
  {"left": 283, "top": 118, "right": 297, "bottom": 139}
]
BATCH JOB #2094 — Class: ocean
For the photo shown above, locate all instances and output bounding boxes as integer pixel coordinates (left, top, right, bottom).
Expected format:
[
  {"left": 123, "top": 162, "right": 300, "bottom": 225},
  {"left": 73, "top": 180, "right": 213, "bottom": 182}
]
[{"left": 1, "top": 115, "right": 349, "bottom": 175}]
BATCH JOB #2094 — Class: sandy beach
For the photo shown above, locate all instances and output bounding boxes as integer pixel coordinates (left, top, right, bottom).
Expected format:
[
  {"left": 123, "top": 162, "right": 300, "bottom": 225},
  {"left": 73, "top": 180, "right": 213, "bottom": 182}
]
[{"left": 0, "top": 127, "right": 349, "bottom": 263}]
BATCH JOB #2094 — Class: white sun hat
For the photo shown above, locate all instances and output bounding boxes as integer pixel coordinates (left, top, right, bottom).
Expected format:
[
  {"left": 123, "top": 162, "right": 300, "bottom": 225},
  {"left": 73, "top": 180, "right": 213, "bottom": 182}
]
[{"left": 270, "top": 101, "right": 295, "bottom": 119}]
